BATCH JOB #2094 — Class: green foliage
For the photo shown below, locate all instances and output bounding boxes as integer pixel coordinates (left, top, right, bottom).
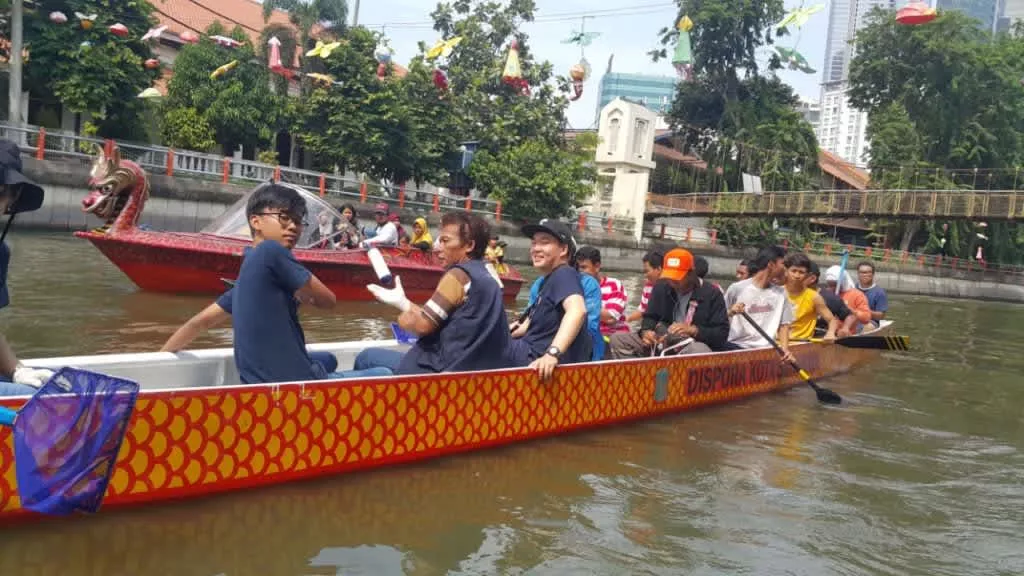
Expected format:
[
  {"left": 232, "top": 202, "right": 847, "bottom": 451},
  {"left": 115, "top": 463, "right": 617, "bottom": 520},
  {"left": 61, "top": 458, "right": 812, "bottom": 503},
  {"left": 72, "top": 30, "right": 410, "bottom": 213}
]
[
  {"left": 469, "top": 139, "right": 595, "bottom": 222},
  {"left": 23, "top": 0, "right": 160, "bottom": 138},
  {"left": 163, "top": 23, "right": 285, "bottom": 155},
  {"left": 849, "top": 8, "right": 1024, "bottom": 261},
  {"left": 160, "top": 107, "right": 216, "bottom": 152}
]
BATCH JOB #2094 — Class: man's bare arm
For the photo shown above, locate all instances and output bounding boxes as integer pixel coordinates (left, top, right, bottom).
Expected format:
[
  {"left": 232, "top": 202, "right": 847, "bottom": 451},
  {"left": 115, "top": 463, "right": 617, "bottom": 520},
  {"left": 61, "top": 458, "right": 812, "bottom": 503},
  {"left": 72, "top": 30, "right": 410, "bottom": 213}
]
[{"left": 161, "top": 303, "right": 231, "bottom": 352}]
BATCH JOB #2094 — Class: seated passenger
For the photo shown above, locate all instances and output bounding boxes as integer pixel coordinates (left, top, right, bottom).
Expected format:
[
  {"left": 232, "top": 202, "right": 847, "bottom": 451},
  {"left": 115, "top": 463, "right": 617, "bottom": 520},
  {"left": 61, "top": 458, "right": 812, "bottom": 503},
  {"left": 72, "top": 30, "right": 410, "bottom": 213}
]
[
  {"left": 352, "top": 212, "right": 512, "bottom": 375},
  {"left": 609, "top": 248, "right": 729, "bottom": 358},
  {"left": 575, "top": 246, "right": 630, "bottom": 337},
  {"left": 524, "top": 248, "right": 604, "bottom": 361},
  {"left": 693, "top": 255, "right": 724, "bottom": 293},
  {"left": 724, "top": 245, "right": 795, "bottom": 362},
  {"left": 362, "top": 203, "right": 399, "bottom": 247},
  {"left": 625, "top": 250, "right": 664, "bottom": 323},
  {"left": 161, "top": 184, "right": 391, "bottom": 383},
  {"left": 508, "top": 219, "right": 592, "bottom": 378},
  {"left": 856, "top": 261, "right": 888, "bottom": 326},
  {"left": 781, "top": 252, "right": 839, "bottom": 341},
  {"left": 806, "top": 262, "right": 856, "bottom": 338},
  {"left": 310, "top": 211, "right": 339, "bottom": 249},
  {"left": 484, "top": 236, "right": 508, "bottom": 274},
  {"left": 411, "top": 217, "right": 433, "bottom": 251},
  {"left": 824, "top": 265, "right": 872, "bottom": 331},
  {"left": 337, "top": 203, "right": 362, "bottom": 249}
]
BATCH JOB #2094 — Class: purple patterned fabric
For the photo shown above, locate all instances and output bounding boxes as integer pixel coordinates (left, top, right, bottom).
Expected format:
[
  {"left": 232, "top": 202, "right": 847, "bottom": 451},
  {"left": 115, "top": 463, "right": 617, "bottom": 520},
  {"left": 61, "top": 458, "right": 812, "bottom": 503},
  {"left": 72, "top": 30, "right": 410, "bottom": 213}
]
[{"left": 12, "top": 368, "right": 138, "bottom": 515}]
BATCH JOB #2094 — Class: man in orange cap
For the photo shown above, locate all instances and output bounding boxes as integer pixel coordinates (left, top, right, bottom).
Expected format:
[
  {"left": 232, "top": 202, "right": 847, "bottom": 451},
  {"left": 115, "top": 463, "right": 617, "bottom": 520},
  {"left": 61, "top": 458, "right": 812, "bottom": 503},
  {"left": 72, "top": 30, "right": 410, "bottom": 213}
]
[{"left": 608, "top": 247, "right": 729, "bottom": 358}]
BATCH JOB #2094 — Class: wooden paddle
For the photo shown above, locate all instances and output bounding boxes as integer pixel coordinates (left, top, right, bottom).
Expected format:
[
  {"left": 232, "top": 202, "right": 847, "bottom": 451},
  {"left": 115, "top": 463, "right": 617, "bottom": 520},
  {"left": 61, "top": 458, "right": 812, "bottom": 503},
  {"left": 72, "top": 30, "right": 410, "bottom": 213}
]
[
  {"left": 740, "top": 311, "right": 842, "bottom": 405},
  {"left": 811, "top": 335, "right": 910, "bottom": 351}
]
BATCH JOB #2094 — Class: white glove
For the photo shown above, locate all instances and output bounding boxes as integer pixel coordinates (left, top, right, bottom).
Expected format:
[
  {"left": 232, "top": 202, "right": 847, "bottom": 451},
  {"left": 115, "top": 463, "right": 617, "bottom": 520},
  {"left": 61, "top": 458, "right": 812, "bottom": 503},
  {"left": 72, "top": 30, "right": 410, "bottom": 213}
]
[
  {"left": 367, "top": 275, "right": 411, "bottom": 312},
  {"left": 12, "top": 365, "right": 54, "bottom": 388}
]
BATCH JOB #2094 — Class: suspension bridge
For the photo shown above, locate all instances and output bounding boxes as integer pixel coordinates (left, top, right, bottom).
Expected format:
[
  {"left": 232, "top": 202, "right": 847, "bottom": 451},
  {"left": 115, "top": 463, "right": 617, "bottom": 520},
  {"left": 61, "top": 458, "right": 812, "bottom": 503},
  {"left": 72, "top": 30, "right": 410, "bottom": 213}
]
[{"left": 646, "top": 189, "right": 1024, "bottom": 220}]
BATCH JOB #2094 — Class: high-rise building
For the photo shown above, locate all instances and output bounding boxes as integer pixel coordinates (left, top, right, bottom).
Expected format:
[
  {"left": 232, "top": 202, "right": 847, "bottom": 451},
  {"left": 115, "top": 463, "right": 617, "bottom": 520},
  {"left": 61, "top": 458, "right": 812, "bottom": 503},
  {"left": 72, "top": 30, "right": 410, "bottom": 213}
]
[
  {"left": 817, "top": 0, "right": 893, "bottom": 165},
  {"left": 939, "top": 0, "right": 1000, "bottom": 32},
  {"left": 595, "top": 73, "right": 677, "bottom": 125},
  {"left": 998, "top": 0, "right": 1024, "bottom": 31}
]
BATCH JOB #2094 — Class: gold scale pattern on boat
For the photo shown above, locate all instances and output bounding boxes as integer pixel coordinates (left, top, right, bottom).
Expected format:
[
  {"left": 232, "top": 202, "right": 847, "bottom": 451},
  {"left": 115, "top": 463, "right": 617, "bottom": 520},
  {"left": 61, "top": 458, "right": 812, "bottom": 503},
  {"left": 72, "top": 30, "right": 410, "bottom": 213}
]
[{"left": 0, "top": 348, "right": 831, "bottom": 514}]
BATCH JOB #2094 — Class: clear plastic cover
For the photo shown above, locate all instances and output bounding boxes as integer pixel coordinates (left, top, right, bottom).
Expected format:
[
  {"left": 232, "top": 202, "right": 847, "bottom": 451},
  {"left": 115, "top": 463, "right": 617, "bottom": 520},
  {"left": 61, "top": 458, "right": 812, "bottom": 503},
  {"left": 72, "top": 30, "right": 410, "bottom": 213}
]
[{"left": 200, "top": 183, "right": 347, "bottom": 249}]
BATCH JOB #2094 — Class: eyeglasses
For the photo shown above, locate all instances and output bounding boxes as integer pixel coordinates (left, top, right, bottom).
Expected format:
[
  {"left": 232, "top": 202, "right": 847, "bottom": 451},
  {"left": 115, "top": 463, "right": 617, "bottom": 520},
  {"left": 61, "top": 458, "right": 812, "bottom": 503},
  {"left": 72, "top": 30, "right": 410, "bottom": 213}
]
[{"left": 257, "top": 212, "right": 308, "bottom": 228}]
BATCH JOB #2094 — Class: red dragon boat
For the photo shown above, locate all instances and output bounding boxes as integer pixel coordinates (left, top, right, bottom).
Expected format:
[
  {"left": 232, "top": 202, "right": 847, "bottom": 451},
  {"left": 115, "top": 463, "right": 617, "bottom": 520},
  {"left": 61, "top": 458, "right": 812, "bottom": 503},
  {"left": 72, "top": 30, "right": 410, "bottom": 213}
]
[{"left": 74, "top": 147, "right": 524, "bottom": 303}]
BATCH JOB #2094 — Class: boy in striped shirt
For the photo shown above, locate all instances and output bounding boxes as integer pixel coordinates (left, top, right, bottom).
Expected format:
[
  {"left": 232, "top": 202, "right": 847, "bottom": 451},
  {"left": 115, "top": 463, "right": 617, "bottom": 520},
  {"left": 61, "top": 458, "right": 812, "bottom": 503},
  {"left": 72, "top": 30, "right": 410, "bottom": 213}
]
[
  {"left": 575, "top": 246, "right": 630, "bottom": 335},
  {"left": 626, "top": 250, "right": 664, "bottom": 323}
]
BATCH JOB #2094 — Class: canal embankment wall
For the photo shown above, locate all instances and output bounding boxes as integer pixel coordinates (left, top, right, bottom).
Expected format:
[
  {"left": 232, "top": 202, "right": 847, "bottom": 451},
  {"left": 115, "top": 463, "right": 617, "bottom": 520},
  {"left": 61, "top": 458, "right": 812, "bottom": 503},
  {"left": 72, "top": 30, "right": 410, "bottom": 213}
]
[{"left": 18, "top": 156, "right": 1024, "bottom": 304}]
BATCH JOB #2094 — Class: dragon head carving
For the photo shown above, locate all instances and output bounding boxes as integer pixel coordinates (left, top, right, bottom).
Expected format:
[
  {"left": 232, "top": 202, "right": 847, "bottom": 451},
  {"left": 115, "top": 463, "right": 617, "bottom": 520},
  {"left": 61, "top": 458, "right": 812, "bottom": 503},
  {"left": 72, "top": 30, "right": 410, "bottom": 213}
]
[{"left": 82, "top": 145, "right": 149, "bottom": 232}]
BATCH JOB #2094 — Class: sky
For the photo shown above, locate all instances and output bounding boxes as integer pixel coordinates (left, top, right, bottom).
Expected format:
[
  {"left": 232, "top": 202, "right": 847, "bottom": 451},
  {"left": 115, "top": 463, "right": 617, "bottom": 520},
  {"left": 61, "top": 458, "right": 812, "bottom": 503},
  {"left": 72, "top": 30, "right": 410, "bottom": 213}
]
[{"left": 355, "top": 0, "right": 830, "bottom": 129}]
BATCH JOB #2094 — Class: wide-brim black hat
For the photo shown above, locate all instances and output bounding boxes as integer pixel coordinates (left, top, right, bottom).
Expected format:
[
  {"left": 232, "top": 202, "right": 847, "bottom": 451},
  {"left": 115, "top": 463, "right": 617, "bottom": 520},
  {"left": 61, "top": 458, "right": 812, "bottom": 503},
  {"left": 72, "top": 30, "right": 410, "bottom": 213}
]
[{"left": 0, "top": 139, "right": 44, "bottom": 214}]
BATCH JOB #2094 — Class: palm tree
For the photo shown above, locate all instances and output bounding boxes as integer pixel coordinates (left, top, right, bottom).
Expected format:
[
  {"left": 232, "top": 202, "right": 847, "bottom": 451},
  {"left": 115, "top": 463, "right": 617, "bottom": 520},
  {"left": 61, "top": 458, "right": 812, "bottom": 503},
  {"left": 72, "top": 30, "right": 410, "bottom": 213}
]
[{"left": 262, "top": 0, "right": 348, "bottom": 53}]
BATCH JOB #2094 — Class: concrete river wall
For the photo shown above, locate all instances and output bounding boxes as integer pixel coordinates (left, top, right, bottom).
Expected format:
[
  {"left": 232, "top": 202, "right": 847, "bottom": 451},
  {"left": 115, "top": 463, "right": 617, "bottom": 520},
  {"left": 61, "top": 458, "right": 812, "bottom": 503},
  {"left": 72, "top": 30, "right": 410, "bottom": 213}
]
[{"left": 18, "top": 156, "right": 1024, "bottom": 303}]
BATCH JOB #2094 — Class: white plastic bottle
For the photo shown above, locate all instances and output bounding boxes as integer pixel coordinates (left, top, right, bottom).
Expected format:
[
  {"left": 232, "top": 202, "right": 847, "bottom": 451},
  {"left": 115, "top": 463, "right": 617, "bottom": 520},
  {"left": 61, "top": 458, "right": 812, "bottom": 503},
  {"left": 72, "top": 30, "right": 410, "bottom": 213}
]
[{"left": 366, "top": 246, "right": 393, "bottom": 284}]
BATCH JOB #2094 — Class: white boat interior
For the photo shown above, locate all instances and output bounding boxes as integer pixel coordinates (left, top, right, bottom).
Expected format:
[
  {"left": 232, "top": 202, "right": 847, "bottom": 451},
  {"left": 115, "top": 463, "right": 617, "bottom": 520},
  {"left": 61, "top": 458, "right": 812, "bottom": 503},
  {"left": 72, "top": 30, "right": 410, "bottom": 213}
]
[{"left": 24, "top": 340, "right": 410, "bottom": 391}]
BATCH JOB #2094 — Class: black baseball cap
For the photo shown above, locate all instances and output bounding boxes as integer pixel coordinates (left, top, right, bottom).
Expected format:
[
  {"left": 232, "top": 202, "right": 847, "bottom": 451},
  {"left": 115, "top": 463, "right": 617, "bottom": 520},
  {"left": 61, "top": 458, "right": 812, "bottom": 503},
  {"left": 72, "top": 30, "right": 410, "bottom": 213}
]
[
  {"left": 522, "top": 218, "right": 577, "bottom": 255},
  {"left": 0, "top": 140, "right": 44, "bottom": 214}
]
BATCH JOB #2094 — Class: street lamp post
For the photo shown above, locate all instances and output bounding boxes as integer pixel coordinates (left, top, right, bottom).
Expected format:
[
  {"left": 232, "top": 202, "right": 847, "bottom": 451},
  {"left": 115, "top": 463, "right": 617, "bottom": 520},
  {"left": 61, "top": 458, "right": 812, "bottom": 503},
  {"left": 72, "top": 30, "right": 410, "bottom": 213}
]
[{"left": 7, "top": 0, "right": 24, "bottom": 126}]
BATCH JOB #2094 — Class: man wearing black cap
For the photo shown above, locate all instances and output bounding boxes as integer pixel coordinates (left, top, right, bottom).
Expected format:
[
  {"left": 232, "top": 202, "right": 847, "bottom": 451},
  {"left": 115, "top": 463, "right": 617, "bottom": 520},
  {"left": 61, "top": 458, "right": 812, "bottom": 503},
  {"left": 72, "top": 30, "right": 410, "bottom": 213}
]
[
  {"left": 0, "top": 139, "right": 54, "bottom": 396},
  {"left": 508, "top": 219, "right": 592, "bottom": 379}
]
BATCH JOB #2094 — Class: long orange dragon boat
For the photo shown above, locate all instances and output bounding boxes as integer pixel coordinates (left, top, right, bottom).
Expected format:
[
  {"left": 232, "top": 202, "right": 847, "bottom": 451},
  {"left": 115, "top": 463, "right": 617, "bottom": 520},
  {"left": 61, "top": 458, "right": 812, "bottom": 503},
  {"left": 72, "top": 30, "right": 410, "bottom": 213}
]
[
  {"left": 0, "top": 322, "right": 894, "bottom": 524},
  {"left": 73, "top": 146, "right": 524, "bottom": 303}
]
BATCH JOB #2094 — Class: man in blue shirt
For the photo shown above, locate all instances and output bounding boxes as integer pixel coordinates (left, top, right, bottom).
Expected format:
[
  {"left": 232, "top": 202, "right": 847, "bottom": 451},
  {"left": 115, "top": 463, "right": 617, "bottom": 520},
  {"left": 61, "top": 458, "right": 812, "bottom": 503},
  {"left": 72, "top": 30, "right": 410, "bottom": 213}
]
[
  {"left": 508, "top": 219, "right": 592, "bottom": 379},
  {"left": 856, "top": 261, "right": 889, "bottom": 326},
  {"left": 0, "top": 140, "right": 54, "bottom": 396},
  {"left": 161, "top": 183, "right": 390, "bottom": 383}
]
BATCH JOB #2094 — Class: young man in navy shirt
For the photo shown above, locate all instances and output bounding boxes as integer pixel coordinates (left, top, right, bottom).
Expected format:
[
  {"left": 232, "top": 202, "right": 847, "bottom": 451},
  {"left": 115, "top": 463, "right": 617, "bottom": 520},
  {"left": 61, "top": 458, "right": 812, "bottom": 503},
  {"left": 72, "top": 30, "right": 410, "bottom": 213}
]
[
  {"left": 161, "top": 183, "right": 390, "bottom": 383},
  {"left": 508, "top": 219, "right": 592, "bottom": 380}
]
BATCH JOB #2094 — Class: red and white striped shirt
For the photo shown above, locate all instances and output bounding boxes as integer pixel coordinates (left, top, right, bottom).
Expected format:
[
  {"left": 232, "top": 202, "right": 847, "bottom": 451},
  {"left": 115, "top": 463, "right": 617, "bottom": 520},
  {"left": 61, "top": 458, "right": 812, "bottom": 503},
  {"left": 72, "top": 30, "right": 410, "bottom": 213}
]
[
  {"left": 600, "top": 276, "right": 630, "bottom": 334},
  {"left": 638, "top": 282, "right": 653, "bottom": 313}
]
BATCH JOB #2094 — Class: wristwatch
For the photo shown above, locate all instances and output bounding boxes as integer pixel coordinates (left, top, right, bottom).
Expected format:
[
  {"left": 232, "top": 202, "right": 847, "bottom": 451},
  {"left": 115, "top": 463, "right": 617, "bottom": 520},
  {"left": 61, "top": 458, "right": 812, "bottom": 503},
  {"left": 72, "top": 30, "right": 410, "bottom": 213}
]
[{"left": 546, "top": 345, "right": 562, "bottom": 359}]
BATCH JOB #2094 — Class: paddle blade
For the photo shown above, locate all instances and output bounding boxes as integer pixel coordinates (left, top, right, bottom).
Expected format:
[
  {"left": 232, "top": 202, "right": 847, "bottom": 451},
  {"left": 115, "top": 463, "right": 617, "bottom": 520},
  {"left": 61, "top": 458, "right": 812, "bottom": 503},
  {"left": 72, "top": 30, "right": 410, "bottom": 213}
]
[
  {"left": 837, "top": 335, "right": 910, "bottom": 351},
  {"left": 13, "top": 367, "right": 139, "bottom": 515},
  {"left": 796, "top": 368, "right": 842, "bottom": 405}
]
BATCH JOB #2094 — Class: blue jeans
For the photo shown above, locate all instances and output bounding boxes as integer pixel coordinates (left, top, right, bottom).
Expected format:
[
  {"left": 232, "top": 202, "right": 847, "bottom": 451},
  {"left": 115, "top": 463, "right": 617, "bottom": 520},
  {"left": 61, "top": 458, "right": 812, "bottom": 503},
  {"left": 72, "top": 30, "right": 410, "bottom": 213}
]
[
  {"left": 0, "top": 380, "right": 36, "bottom": 397},
  {"left": 353, "top": 348, "right": 404, "bottom": 373},
  {"left": 310, "top": 350, "right": 393, "bottom": 379}
]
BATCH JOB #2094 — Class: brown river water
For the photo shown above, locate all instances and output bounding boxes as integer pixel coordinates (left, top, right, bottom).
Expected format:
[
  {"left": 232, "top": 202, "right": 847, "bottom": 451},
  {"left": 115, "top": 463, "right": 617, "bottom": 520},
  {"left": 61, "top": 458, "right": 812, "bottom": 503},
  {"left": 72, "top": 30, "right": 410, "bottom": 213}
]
[{"left": 0, "top": 231, "right": 1023, "bottom": 575}]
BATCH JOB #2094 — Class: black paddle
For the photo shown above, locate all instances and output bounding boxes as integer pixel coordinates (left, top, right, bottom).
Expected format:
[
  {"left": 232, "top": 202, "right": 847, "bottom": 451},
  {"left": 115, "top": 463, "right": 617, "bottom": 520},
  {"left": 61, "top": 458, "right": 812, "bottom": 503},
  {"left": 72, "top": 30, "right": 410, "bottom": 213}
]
[
  {"left": 811, "top": 334, "right": 910, "bottom": 351},
  {"left": 740, "top": 311, "right": 842, "bottom": 405}
]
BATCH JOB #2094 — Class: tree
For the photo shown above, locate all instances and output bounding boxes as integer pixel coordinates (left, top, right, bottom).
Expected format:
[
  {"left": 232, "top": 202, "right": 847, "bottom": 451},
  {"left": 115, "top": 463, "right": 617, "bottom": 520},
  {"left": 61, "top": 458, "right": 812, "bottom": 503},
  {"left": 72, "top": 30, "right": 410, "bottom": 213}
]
[
  {"left": 469, "top": 140, "right": 595, "bottom": 222},
  {"left": 162, "top": 23, "right": 285, "bottom": 156},
  {"left": 848, "top": 8, "right": 1024, "bottom": 262},
  {"left": 22, "top": 0, "right": 160, "bottom": 139}
]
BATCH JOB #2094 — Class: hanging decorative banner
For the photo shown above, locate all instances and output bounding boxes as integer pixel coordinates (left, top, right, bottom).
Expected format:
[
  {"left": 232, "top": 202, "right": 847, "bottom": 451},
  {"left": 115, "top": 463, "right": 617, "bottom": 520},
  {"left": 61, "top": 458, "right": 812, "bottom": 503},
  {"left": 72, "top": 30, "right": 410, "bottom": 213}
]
[
  {"left": 426, "top": 36, "right": 462, "bottom": 61},
  {"left": 306, "top": 72, "right": 338, "bottom": 87},
  {"left": 180, "top": 30, "right": 200, "bottom": 44},
  {"left": 75, "top": 12, "right": 96, "bottom": 30},
  {"left": 433, "top": 68, "right": 449, "bottom": 92},
  {"left": 109, "top": 23, "right": 129, "bottom": 38},
  {"left": 307, "top": 40, "right": 341, "bottom": 59},
  {"left": 774, "top": 46, "right": 815, "bottom": 74},
  {"left": 137, "top": 87, "right": 162, "bottom": 99},
  {"left": 672, "top": 15, "right": 694, "bottom": 81},
  {"left": 502, "top": 38, "right": 530, "bottom": 95},
  {"left": 210, "top": 60, "right": 239, "bottom": 79},
  {"left": 267, "top": 35, "right": 294, "bottom": 79},
  {"left": 569, "top": 60, "right": 589, "bottom": 101},
  {"left": 211, "top": 35, "right": 243, "bottom": 49},
  {"left": 144, "top": 58, "right": 160, "bottom": 69},
  {"left": 896, "top": 1, "right": 937, "bottom": 24},
  {"left": 376, "top": 62, "right": 388, "bottom": 80},
  {"left": 49, "top": 11, "right": 68, "bottom": 24},
  {"left": 141, "top": 25, "right": 167, "bottom": 42},
  {"left": 776, "top": 4, "right": 824, "bottom": 33}
]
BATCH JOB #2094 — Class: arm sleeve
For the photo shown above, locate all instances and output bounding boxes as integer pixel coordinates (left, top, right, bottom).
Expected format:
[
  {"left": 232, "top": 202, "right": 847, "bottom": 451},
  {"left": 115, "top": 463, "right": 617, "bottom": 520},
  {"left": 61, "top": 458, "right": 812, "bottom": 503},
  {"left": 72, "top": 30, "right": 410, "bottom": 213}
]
[
  {"left": 876, "top": 289, "right": 889, "bottom": 312},
  {"left": 545, "top": 268, "right": 583, "bottom": 306},
  {"left": 421, "top": 268, "right": 469, "bottom": 326},
  {"left": 267, "top": 242, "right": 313, "bottom": 293},
  {"left": 694, "top": 290, "right": 730, "bottom": 350},
  {"left": 215, "top": 288, "right": 234, "bottom": 315},
  {"left": 640, "top": 281, "right": 673, "bottom": 332},
  {"left": 364, "top": 223, "right": 398, "bottom": 246},
  {"left": 778, "top": 296, "right": 795, "bottom": 326},
  {"left": 603, "top": 280, "right": 627, "bottom": 321}
]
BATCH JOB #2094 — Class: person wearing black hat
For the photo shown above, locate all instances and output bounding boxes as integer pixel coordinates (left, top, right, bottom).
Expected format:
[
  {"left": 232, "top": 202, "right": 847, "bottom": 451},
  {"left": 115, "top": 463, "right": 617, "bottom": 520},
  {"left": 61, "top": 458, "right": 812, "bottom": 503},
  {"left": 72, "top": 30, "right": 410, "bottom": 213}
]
[
  {"left": 507, "top": 219, "right": 592, "bottom": 379},
  {"left": 0, "top": 139, "right": 54, "bottom": 396}
]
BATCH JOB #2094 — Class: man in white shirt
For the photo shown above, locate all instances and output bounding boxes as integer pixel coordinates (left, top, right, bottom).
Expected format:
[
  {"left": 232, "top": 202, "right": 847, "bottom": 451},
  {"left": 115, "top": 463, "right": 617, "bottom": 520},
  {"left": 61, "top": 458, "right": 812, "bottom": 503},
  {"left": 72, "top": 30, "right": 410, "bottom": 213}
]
[
  {"left": 362, "top": 202, "right": 399, "bottom": 247},
  {"left": 724, "top": 245, "right": 795, "bottom": 362}
]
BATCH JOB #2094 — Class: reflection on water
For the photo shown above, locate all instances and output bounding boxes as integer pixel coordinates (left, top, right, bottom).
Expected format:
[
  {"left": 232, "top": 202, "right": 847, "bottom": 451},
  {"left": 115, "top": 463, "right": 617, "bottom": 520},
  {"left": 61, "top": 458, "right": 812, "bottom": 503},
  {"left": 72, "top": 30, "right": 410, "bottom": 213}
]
[{"left": 1, "top": 232, "right": 1023, "bottom": 575}]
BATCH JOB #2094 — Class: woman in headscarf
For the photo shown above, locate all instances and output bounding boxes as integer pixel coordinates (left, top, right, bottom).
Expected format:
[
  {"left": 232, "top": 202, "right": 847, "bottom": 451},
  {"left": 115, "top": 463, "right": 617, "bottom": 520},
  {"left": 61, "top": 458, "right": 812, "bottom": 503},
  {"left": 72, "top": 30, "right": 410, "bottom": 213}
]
[
  {"left": 411, "top": 217, "right": 433, "bottom": 251},
  {"left": 336, "top": 203, "right": 362, "bottom": 249},
  {"left": 824, "top": 265, "right": 872, "bottom": 331}
]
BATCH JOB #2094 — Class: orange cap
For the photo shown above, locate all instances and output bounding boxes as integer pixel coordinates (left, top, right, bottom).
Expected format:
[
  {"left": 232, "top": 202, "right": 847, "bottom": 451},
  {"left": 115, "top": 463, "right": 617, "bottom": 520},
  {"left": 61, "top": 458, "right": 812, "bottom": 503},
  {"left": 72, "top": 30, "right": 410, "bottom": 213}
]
[{"left": 661, "top": 248, "right": 694, "bottom": 281}]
